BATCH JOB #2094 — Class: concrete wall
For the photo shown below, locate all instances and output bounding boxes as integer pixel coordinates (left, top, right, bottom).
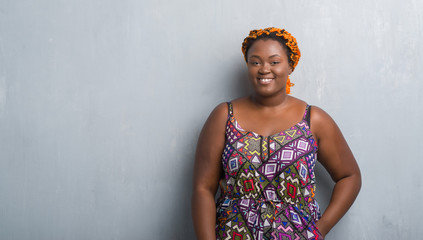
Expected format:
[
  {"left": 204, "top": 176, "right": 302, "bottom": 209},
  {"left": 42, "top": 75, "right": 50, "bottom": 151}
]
[{"left": 0, "top": 0, "right": 421, "bottom": 239}]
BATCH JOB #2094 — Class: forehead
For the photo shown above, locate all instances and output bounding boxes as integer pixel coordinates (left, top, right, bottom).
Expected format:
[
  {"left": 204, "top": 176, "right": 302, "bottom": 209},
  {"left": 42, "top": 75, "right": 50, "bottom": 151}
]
[{"left": 247, "top": 39, "right": 287, "bottom": 58}]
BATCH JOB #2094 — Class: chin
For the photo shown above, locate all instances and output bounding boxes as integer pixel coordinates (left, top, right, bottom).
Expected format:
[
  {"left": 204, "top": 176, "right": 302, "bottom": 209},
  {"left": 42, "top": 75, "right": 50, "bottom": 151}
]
[{"left": 254, "top": 89, "right": 285, "bottom": 97}]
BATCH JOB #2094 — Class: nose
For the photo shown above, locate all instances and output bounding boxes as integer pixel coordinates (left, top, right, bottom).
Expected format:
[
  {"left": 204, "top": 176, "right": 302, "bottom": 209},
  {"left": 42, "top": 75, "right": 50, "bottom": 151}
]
[{"left": 258, "top": 62, "right": 270, "bottom": 74}]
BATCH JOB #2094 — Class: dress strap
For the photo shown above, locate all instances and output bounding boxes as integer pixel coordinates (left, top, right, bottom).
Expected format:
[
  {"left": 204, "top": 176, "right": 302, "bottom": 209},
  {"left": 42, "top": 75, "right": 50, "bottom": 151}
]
[
  {"left": 226, "top": 102, "right": 234, "bottom": 118},
  {"left": 303, "top": 105, "right": 311, "bottom": 127}
]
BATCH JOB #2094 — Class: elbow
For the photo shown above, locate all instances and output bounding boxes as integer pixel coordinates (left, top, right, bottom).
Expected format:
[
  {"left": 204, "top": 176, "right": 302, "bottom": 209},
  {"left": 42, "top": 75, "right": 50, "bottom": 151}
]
[
  {"left": 351, "top": 163, "right": 362, "bottom": 193},
  {"left": 334, "top": 169, "right": 362, "bottom": 195},
  {"left": 191, "top": 184, "right": 217, "bottom": 204},
  {"left": 355, "top": 170, "right": 362, "bottom": 194},
  {"left": 346, "top": 170, "right": 362, "bottom": 196}
]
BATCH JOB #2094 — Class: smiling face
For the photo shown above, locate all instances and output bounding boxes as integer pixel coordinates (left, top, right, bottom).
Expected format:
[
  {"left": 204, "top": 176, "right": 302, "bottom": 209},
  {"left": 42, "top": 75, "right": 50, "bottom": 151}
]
[{"left": 246, "top": 39, "right": 292, "bottom": 97}]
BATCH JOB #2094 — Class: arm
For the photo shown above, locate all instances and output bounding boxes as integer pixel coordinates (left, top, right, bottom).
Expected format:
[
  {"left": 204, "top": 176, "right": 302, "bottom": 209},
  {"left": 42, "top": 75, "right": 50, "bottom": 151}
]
[
  {"left": 310, "top": 106, "right": 362, "bottom": 238},
  {"left": 191, "top": 103, "right": 228, "bottom": 240}
]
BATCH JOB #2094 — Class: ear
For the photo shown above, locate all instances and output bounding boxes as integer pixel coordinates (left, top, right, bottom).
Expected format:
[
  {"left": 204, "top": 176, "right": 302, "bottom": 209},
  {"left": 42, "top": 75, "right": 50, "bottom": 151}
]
[{"left": 289, "top": 68, "right": 293, "bottom": 75}]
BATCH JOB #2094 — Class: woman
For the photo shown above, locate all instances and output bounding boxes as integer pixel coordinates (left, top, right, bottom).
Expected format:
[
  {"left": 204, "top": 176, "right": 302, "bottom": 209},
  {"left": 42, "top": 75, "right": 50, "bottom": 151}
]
[{"left": 192, "top": 27, "right": 361, "bottom": 240}]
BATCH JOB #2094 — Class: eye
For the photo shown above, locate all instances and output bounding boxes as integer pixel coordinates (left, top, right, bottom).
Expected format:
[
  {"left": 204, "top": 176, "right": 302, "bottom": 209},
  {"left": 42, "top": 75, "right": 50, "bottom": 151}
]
[
  {"left": 271, "top": 61, "right": 280, "bottom": 65},
  {"left": 249, "top": 61, "right": 260, "bottom": 66}
]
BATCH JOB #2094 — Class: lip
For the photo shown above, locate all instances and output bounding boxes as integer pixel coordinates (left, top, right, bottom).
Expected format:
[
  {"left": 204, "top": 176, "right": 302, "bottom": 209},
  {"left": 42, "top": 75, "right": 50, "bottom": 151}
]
[{"left": 257, "top": 78, "right": 275, "bottom": 84}]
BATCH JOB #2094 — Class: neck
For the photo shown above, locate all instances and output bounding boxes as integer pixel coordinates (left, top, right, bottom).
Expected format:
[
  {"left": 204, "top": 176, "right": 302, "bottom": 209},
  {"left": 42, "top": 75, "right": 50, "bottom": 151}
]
[{"left": 250, "top": 92, "right": 290, "bottom": 108}]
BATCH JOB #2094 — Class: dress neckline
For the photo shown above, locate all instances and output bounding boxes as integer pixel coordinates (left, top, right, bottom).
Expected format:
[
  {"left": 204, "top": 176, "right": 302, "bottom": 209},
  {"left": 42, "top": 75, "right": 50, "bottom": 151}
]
[
  {"left": 227, "top": 101, "right": 311, "bottom": 138},
  {"left": 230, "top": 115, "right": 305, "bottom": 138}
]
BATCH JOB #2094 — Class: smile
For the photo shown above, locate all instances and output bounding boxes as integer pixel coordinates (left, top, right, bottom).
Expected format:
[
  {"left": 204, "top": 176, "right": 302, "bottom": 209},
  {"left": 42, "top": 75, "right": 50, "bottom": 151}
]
[{"left": 258, "top": 78, "right": 274, "bottom": 84}]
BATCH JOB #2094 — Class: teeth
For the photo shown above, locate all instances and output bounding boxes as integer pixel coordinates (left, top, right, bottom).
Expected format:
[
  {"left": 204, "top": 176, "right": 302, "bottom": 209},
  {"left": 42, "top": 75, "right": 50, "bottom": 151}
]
[{"left": 259, "top": 78, "right": 273, "bottom": 83}]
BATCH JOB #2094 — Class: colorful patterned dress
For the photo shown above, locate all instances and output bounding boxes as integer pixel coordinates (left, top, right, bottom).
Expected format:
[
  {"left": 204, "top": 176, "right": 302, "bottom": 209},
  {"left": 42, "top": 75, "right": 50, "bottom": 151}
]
[{"left": 216, "top": 102, "right": 323, "bottom": 240}]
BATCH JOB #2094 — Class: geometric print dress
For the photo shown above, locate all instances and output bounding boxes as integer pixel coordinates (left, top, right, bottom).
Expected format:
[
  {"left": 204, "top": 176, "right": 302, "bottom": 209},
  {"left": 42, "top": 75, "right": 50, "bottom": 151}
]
[{"left": 215, "top": 102, "right": 324, "bottom": 240}]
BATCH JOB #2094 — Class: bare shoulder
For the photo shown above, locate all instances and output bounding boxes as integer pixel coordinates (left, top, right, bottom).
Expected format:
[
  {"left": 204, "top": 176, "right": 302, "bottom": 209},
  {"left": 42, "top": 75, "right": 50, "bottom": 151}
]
[
  {"left": 309, "top": 105, "right": 333, "bottom": 123},
  {"left": 309, "top": 106, "right": 340, "bottom": 140},
  {"left": 195, "top": 102, "right": 229, "bottom": 165},
  {"left": 211, "top": 102, "right": 229, "bottom": 117},
  {"left": 204, "top": 102, "right": 229, "bottom": 129}
]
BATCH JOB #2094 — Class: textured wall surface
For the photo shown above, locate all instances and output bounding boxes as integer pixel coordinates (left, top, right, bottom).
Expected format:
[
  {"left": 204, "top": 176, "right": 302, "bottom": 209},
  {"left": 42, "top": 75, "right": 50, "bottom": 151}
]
[{"left": 0, "top": 0, "right": 422, "bottom": 239}]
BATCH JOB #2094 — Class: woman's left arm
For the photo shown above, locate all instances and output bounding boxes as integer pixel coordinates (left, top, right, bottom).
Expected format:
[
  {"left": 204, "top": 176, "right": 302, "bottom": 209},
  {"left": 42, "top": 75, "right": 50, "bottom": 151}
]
[{"left": 310, "top": 106, "right": 362, "bottom": 238}]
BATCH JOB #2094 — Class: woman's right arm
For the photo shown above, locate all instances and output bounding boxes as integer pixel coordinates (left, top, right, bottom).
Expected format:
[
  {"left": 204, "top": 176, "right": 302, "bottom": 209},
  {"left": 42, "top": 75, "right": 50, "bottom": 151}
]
[{"left": 191, "top": 103, "right": 228, "bottom": 240}]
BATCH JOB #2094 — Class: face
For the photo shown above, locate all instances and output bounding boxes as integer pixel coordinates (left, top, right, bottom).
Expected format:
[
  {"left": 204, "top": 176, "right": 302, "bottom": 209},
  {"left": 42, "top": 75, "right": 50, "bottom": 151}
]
[{"left": 246, "top": 39, "right": 291, "bottom": 97}]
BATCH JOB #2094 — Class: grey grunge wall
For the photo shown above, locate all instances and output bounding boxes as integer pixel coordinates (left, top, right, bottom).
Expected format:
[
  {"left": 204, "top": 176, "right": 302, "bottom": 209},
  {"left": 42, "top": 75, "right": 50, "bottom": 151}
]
[{"left": 0, "top": 0, "right": 422, "bottom": 239}]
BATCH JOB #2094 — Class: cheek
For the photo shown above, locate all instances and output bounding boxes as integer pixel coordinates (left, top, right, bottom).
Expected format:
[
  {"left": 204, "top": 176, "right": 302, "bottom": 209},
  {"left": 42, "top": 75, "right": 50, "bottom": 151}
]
[
  {"left": 247, "top": 67, "right": 256, "bottom": 78},
  {"left": 277, "top": 65, "right": 290, "bottom": 76}
]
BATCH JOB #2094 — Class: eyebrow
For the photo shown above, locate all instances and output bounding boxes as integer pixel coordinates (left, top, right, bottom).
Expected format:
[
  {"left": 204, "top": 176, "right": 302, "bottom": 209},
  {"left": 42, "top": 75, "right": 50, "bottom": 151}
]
[{"left": 248, "top": 54, "right": 281, "bottom": 59}]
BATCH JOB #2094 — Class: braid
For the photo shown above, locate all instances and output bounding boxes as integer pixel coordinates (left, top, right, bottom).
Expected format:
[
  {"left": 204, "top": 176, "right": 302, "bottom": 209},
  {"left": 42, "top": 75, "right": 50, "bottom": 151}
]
[{"left": 241, "top": 27, "right": 301, "bottom": 94}]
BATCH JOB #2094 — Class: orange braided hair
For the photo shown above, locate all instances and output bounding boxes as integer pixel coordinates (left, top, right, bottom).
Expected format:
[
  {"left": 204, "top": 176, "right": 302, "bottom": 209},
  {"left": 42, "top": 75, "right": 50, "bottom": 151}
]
[{"left": 242, "top": 27, "right": 301, "bottom": 94}]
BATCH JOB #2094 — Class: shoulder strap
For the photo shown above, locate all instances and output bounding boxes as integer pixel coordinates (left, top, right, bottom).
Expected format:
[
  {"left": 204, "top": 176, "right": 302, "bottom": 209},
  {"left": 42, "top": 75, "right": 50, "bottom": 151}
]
[
  {"left": 226, "top": 102, "right": 234, "bottom": 118},
  {"left": 303, "top": 105, "right": 311, "bottom": 127}
]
